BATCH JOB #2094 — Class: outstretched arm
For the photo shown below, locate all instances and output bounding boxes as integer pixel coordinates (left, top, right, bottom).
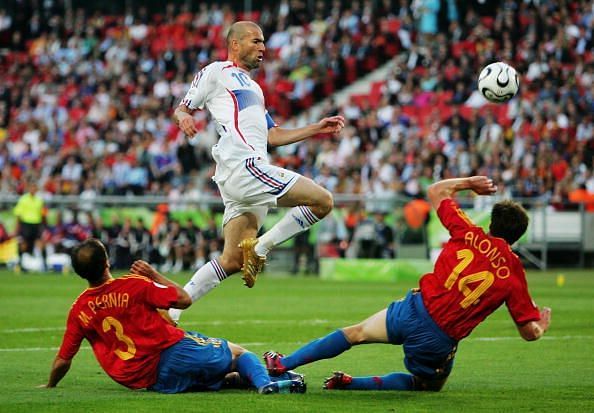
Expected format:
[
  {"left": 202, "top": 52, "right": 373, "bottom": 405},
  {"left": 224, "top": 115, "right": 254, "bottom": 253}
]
[
  {"left": 517, "top": 307, "right": 551, "bottom": 341},
  {"left": 130, "top": 260, "right": 191, "bottom": 309},
  {"left": 267, "top": 115, "right": 345, "bottom": 147},
  {"left": 427, "top": 176, "right": 498, "bottom": 210},
  {"left": 40, "top": 356, "right": 72, "bottom": 388}
]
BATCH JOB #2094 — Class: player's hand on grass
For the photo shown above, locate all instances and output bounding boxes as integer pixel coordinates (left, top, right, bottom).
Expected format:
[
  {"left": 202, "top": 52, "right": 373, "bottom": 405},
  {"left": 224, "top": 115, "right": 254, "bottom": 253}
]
[
  {"left": 130, "top": 260, "right": 160, "bottom": 280},
  {"left": 468, "top": 176, "right": 497, "bottom": 196},
  {"left": 539, "top": 307, "right": 551, "bottom": 331},
  {"left": 317, "top": 115, "right": 345, "bottom": 135}
]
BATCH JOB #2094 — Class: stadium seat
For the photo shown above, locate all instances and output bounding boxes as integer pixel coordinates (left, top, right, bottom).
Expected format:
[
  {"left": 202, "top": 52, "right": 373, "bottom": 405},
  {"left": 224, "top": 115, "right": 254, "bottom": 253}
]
[
  {"left": 369, "top": 81, "right": 385, "bottom": 108},
  {"left": 344, "top": 56, "right": 358, "bottom": 84},
  {"left": 385, "top": 18, "right": 401, "bottom": 34}
]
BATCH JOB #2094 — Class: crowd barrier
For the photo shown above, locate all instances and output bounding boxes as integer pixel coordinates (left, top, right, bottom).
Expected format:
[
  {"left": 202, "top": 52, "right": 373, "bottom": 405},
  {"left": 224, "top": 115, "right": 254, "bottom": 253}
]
[{"left": 1, "top": 193, "right": 592, "bottom": 271}]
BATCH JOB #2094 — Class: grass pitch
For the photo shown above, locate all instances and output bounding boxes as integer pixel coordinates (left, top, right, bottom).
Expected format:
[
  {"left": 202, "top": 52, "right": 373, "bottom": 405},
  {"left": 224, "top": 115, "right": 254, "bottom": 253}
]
[{"left": 1, "top": 269, "right": 593, "bottom": 412}]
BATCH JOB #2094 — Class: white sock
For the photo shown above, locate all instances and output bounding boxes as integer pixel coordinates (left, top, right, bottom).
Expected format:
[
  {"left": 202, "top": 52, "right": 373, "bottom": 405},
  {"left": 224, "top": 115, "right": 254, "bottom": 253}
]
[
  {"left": 255, "top": 206, "right": 320, "bottom": 257},
  {"left": 168, "top": 260, "right": 228, "bottom": 322}
]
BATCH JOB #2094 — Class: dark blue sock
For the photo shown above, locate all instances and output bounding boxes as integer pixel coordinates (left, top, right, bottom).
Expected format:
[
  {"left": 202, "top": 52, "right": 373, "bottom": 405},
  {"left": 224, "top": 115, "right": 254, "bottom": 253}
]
[
  {"left": 236, "top": 352, "right": 270, "bottom": 390},
  {"left": 282, "top": 329, "right": 351, "bottom": 370},
  {"left": 348, "top": 373, "right": 414, "bottom": 390}
]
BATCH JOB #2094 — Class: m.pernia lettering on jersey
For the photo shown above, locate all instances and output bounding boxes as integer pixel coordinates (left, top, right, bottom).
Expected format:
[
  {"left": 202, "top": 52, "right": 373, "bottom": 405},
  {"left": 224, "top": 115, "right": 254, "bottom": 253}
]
[{"left": 77, "top": 292, "right": 131, "bottom": 326}]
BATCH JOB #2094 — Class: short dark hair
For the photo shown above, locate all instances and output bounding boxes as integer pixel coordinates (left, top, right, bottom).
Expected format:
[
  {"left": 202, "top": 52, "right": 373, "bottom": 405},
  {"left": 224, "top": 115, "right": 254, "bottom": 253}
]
[
  {"left": 489, "top": 200, "right": 529, "bottom": 245},
  {"left": 70, "top": 238, "right": 108, "bottom": 283}
]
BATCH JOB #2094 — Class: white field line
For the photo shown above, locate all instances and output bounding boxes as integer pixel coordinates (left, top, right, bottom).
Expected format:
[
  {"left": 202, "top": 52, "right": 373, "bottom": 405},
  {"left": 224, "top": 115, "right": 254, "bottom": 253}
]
[
  {"left": 0, "top": 342, "right": 299, "bottom": 352},
  {"left": 0, "top": 319, "right": 344, "bottom": 334},
  {"left": 0, "top": 335, "right": 591, "bottom": 353},
  {"left": 4, "top": 320, "right": 594, "bottom": 341}
]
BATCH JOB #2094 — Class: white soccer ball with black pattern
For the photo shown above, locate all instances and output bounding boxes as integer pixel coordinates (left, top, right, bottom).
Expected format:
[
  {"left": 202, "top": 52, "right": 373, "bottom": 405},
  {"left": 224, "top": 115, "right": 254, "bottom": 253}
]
[{"left": 477, "top": 62, "right": 519, "bottom": 103}]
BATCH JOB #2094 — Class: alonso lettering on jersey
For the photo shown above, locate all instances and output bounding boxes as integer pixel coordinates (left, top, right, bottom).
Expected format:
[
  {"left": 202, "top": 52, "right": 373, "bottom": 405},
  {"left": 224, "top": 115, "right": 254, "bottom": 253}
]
[{"left": 463, "top": 231, "right": 511, "bottom": 279}]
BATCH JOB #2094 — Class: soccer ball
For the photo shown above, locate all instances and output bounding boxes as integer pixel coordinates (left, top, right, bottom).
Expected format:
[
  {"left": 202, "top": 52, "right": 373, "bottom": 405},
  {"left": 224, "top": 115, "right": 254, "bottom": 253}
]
[{"left": 477, "top": 62, "right": 519, "bottom": 103}]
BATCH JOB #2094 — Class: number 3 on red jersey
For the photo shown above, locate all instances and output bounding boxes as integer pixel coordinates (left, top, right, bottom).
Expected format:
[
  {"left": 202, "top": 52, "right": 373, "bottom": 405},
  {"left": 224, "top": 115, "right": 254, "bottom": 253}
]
[
  {"left": 102, "top": 316, "right": 137, "bottom": 360},
  {"left": 444, "top": 249, "right": 494, "bottom": 309}
]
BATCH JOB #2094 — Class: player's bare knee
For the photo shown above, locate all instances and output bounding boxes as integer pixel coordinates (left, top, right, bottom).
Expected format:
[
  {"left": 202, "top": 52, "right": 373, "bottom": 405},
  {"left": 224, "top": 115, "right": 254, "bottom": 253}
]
[
  {"left": 313, "top": 189, "right": 334, "bottom": 218},
  {"left": 341, "top": 325, "right": 365, "bottom": 345},
  {"left": 228, "top": 341, "right": 246, "bottom": 356}
]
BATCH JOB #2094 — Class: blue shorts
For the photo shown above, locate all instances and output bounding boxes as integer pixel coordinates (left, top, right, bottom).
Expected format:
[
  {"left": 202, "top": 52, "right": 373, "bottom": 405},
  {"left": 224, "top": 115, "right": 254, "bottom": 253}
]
[
  {"left": 386, "top": 291, "right": 458, "bottom": 380},
  {"left": 149, "top": 331, "right": 233, "bottom": 394}
]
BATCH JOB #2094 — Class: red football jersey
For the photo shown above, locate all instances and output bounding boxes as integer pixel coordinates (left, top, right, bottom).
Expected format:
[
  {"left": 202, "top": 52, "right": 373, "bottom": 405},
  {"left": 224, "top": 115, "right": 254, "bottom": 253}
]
[
  {"left": 58, "top": 275, "right": 185, "bottom": 389},
  {"left": 420, "top": 199, "right": 540, "bottom": 341}
]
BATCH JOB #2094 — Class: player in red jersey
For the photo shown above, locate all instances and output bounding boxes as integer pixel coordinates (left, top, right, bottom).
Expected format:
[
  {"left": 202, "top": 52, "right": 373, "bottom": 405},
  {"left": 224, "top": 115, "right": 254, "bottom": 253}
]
[
  {"left": 263, "top": 176, "right": 552, "bottom": 391},
  {"left": 40, "top": 238, "right": 305, "bottom": 394}
]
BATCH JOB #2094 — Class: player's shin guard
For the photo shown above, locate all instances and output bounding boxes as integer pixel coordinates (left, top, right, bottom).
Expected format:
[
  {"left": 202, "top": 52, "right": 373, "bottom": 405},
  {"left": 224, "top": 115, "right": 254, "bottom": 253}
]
[
  {"left": 349, "top": 373, "right": 414, "bottom": 390},
  {"left": 255, "top": 206, "right": 319, "bottom": 257},
  {"left": 282, "top": 329, "right": 351, "bottom": 370},
  {"left": 236, "top": 352, "right": 271, "bottom": 390},
  {"left": 168, "top": 260, "right": 228, "bottom": 322}
]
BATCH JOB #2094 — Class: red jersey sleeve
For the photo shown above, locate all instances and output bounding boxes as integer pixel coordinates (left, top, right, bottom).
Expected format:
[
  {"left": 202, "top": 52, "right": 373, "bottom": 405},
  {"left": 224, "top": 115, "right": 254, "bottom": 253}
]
[
  {"left": 58, "top": 307, "right": 85, "bottom": 361},
  {"left": 437, "top": 198, "right": 475, "bottom": 238},
  {"left": 506, "top": 266, "right": 541, "bottom": 325},
  {"left": 138, "top": 278, "right": 179, "bottom": 309}
]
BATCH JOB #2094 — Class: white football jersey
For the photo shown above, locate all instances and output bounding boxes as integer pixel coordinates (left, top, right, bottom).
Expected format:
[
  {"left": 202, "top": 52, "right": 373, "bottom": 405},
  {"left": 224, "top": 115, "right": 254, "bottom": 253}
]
[{"left": 180, "top": 61, "right": 276, "bottom": 183}]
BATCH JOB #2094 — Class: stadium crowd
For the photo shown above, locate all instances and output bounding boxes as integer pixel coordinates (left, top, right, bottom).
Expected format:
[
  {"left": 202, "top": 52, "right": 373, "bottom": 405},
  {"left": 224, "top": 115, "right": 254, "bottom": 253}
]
[
  {"left": 1, "top": 0, "right": 594, "bottom": 269},
  {"left": 9, "top": 205, "right": 224, "bottom": 272}
]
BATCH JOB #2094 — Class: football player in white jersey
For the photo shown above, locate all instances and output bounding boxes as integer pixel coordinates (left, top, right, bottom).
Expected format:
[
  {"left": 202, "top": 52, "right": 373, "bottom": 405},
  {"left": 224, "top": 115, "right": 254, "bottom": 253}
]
[{"left": 169, "top": 21, "right": 344, "bottom": 323}]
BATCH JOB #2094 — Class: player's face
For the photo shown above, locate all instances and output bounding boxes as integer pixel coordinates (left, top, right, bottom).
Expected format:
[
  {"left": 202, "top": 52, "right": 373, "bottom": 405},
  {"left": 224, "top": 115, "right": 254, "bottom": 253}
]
[{"left": 237, "top": 28, "right": 265, "bottom": 70}]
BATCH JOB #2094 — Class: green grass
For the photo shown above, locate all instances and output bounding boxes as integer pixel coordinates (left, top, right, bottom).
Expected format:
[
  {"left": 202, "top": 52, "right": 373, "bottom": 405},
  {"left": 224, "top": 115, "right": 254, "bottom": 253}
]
[{"left": 1, "top": 269, "right": 593, "bottom": 412}]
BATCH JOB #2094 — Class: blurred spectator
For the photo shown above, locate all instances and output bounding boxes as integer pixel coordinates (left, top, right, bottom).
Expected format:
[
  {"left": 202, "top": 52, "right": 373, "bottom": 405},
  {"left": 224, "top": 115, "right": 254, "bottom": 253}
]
[
  {"left": 317, "top": 210, "right": 348, "bottom": 258},
  {"left": 182, "top": 218, "right": 204, "bottom": 269},
  {"left": 127, "top": 158, "right": 149, "bottom": 195},
  {"left": 200, "top": 216, "right": 222, "bottom": 263},
  {"left": 568, "top": 183, "right": 594, "bottom": 212},
  {"left": 107, "top": 214, "right": 122, "bottom": 263},
  {"left": 114, "top": 218, "right": 133, "bottom": 269},
  {"left": 13, "top": 180, "right": 45, "bottom": 270},
  {"left": 373, "top": 211, "right": 395, "bottom": 259},
  {"left": 402, "top": 194, "right": 431, "bottom": 244},
  {"left": 91, "top": 216, "right": 111, "bottom": 248},
  {"left": 348, "top": 211, "right": 377, "bottom": 258},
  {"left": 292, "top": 229, "right": 315, "bottom": 274},
  {"left": 413, "top": 0, "right": 441, "bottom": 44},
  {"left": 343, "top": 203, "right": 363, "bottom": 243},
  {"left": 61, "top": 156, "right": 83, "bottom": 189},
  {"left": 0, "top": 221, "right": 17, "bottom": 267},
  {"left": 161, "top": 220, "right": 187, "bottom": 273},
  {"left": 130, "top": 218, "right": 151, "bottom": 261},
  {"left": 62, "top": 210, "right": 93, "bottom": 250},
  {"left": 41, "top": 211, "right": 66, "bottom": 258},
  {"left": 79, "top": 180, "right": 98, "bottom": 212}
]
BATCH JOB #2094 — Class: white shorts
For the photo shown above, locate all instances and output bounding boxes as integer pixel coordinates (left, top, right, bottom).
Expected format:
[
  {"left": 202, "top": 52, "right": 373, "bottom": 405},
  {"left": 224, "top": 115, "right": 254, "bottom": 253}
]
[{"left": 217, "top": 157, "right": 299, "bottom": 229}]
